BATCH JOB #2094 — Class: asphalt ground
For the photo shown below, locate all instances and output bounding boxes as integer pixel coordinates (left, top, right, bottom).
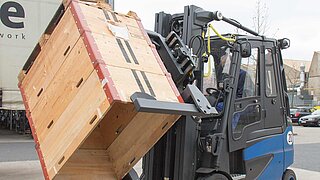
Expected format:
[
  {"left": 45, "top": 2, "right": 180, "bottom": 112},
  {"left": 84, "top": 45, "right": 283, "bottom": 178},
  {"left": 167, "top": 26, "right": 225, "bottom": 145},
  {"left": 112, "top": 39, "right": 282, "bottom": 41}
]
[
  {"left": 0, "top": 129, "right": 37, "bottom": 162},
  {"left": 0, "top": 126, "right": 319, "bottom": 179},
  {"left": 0, "top": 142, "right": 37, "bottom": 162},
  {"left": 0, "top": 129, "right": 42, "bottom": 180},
  {"left": 290, "top": 125, "right": 320, "bottom": 179}
]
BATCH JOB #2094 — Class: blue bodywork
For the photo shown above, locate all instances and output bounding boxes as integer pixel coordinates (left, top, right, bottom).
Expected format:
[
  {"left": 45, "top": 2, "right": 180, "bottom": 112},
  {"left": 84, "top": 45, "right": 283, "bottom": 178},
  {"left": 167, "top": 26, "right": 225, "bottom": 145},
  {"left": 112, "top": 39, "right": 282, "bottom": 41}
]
[{"left": 243, "top": 126, "right": 294, "bottom": 179}]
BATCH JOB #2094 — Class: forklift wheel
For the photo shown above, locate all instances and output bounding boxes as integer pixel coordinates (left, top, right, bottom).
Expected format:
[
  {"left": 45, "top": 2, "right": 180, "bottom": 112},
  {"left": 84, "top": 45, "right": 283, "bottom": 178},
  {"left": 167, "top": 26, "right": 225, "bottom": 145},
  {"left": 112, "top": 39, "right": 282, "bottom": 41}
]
[
  {"left": 198, "top": 173, "right": 230, "bottom": 180},
  {"left": 282, "top": 169, "right": 296, "bottom": 180},
  {"left": 122, "top": 169, "right": 139, "bottom": 180}
]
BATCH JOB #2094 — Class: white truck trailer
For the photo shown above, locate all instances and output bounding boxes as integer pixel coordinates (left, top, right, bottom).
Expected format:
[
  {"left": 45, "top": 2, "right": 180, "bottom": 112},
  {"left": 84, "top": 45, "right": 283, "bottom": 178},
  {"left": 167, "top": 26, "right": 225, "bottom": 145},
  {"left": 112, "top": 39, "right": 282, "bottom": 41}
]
[
  {"left": 0, "top": 0, "right": 61, "bottom": 131},
  {"left": 0, "top": 0, "right": 61, "bottom": 110}
]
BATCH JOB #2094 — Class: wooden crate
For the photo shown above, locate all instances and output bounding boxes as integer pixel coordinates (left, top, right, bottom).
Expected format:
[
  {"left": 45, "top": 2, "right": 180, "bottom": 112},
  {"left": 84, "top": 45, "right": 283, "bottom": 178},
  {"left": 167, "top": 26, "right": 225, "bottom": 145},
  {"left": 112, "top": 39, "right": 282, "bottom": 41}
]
[{"left": 18, "top": 1, "right": 182, "bottom": 179}]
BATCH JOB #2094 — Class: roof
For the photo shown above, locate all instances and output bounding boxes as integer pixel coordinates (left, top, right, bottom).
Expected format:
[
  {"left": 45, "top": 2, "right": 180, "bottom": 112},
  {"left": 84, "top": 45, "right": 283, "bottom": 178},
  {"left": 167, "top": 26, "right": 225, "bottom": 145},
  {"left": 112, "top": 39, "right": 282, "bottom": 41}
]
[
  {"left": 283, "top": 64, "right": 300, "bottom": 85},
  {"left": 283, "top": 59, "right": 311, "bottom": 72},
  {"left": 309, "top": 51, "right": 320, "bottom": 77}
]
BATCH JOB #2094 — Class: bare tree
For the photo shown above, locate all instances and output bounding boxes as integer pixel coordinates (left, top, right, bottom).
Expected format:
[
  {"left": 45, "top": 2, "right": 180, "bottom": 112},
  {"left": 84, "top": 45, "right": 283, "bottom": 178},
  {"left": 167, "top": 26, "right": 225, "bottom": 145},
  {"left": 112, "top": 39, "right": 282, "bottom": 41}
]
[{"left": 252, "top": 0, "right": 269, "bottom": 35}]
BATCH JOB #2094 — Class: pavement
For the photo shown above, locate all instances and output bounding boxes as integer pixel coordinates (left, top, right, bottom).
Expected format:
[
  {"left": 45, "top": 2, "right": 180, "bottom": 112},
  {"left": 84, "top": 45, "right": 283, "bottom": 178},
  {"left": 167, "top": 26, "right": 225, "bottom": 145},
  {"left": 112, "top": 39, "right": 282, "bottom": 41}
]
[
  {"left": 0, "top": 126, "right": 319, "bottom": 179},
  {"left": 290, "top": 125, "right": 320, "bottom": 179},
  {"left": 0, "top": 161, "right": 43, "bottom": 180},
  {"left": 0, "top": 142, "right": 37, "bottom": 162},
  {"left": 0, "top": 129, "right": 43, "bottom": 180},
  {"left": 290, "top": 167, "right": 320, "bottom": 180}
]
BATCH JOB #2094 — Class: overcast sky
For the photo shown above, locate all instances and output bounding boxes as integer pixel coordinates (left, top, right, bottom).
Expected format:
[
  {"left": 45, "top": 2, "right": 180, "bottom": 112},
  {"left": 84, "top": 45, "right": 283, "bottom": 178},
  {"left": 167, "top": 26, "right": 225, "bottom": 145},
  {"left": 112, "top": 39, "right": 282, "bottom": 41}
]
[{"left": 115, "top": 0, "right": 319, "bottom": 61}]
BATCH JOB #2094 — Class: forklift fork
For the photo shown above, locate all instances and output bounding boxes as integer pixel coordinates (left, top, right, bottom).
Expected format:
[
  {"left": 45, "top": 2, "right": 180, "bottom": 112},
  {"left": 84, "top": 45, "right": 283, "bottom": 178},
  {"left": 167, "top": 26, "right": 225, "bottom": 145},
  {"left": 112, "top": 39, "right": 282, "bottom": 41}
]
[{"left": 131, "top": 84, "right": 218, "bottom": 118}]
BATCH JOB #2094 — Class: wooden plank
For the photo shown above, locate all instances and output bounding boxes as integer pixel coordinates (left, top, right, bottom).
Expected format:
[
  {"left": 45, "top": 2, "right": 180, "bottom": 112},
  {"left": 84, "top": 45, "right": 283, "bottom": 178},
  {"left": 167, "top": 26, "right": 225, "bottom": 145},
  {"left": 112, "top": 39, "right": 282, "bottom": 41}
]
[
  {"left": 31, "top": 39, "right": 94, "bottom": 143},
  {"left": 124, "top": 38, "right": 164, "bottom": 73},
  {"left": 21, "top": 9, "right": 81, "bottom": 111},
  {"left": 77, "top": 0, "right": 113, "bottom": 10},
  {"left": 106, "top": 66, "right": 146, "bottom": 101},
  {"left": 107, "top": 66, "right": 178, "bottom": 102},
  {"left": 92, "top": 33, "right": 163, "bottom": 75},
  {"left": 39, "top": 34, "right": 51, "bottom": 48},
  {"left": 77, "top": 3, "right": 163, "bottom": 75},
  {"left": 18, "top": 70, "right": 26, "bottom": 84},
  {"left": 55, "top": 149, "right": 116, "bottom": 180},
  {"left": 126, "top": 25, "right": 146, "bottom": 41},
  {"left": 81, "top": 103, "right": 138, "bottom": 150},
  {"left": 98, "top": 103, "right": 137, "bottom": 149},
  {"left": 78, "top": 2, "right": 111, "bottom": 35},
  {"left": 117, "top": 13, "right": 140, "bottom": 28},
  {"left": 55, "top": 174, "right": 114, "bottom": 180},
  {"left": 138, "top": 71, "right": 179, "bottom": 102},
  {"left": 39, "top": 71, "right": 109, "bottom": 179},
  {"left": 80, "top": 126, "right": 106, "bottom": 149},
  {"left": 107, "top": 113, "right": 180, "bottom": 178},
  {"left": 78, "top": 2, "right": 138, "bottom": 35}
]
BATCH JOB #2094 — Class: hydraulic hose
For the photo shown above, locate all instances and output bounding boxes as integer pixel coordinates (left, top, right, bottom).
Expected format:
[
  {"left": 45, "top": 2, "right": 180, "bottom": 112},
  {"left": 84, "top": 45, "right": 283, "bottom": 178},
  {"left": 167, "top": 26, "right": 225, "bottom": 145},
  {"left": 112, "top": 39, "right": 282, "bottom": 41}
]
[
  {"left": 203, "top": 30, "right": 212, "bottom": 77},
  {"left": 209, "top": 24, "right": 236, "bottom": 42},
  {"left": 203, "top": 24, "right": 236, "bottom": 77}
]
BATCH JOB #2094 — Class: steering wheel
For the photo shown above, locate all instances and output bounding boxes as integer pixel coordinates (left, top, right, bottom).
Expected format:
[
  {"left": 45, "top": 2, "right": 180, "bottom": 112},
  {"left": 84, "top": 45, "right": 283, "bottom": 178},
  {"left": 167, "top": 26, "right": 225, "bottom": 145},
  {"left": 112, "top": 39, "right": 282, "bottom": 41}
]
[{"left": 206, "top": 87, "right": 220, "bottom": 97}]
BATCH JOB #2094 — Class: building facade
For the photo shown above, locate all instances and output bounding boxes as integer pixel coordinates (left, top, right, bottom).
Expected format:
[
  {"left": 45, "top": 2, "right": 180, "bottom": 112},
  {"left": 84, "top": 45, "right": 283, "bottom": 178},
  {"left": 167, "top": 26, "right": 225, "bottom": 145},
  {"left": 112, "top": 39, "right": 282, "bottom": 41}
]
[
  {"left": 283, "top": 59, "right": 312, "bottom": 107},
  {"left": 308, "top": 52, "right": 320, "bottom": 105}
]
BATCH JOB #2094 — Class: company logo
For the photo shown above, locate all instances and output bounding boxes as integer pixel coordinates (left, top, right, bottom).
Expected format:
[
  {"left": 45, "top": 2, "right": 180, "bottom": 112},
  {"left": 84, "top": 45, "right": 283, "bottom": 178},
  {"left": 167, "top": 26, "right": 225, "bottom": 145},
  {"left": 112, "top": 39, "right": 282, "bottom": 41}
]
[
  {"left": 287, "top": 131, "right": 293, "bottom": 145},
  {"left": 0, "top": 1, "right": 26, "bottom": 40},
  {"left": 0, "top": 1, "right": 25, "bottom": 29}
]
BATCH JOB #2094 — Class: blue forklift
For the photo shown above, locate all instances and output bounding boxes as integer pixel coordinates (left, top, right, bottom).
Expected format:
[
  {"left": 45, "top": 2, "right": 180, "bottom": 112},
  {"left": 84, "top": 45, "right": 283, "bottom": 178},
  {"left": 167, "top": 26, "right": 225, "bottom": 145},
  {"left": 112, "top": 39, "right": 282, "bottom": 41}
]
[{"left": 126, "top": 4, "right": 296, "bottom": 180}]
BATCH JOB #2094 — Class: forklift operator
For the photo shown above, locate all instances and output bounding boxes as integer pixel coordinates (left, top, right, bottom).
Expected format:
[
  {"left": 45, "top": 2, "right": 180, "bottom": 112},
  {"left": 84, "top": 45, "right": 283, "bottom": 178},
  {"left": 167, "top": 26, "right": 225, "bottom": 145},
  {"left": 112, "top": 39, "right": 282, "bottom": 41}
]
[
  {"left": 204, "top": 48, "right": 247, "bottom": 112},
  {"left": 204, "top": 48, "right": 251, "bottom": 129}
]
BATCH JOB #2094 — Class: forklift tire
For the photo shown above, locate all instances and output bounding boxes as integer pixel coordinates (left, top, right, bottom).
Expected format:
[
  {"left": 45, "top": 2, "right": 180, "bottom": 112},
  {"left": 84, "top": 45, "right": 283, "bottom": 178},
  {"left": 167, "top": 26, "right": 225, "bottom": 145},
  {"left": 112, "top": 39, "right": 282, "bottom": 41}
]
[
  {"left": 123, "top": 169, "right": 139, "bottom": 180},
  {"left": 282, "top": 169, "right": 296, "bottom": 180},
  {"left": 198, "top": 173, "right": 230, "bottom": 180}
]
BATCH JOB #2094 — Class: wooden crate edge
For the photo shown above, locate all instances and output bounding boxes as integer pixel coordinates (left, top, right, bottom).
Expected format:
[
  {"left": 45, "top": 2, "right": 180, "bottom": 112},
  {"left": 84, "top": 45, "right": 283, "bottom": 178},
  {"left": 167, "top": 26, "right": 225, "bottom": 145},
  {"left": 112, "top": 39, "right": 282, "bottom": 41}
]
[
  {"left": 71, "top": 1, "right": 123, "bottom": 103},
  {"left": 22, "top": 3, "right": 67, "bottom": 76},
  {"left": 19, "top": 85, "right": 50, "bottom": 180}
]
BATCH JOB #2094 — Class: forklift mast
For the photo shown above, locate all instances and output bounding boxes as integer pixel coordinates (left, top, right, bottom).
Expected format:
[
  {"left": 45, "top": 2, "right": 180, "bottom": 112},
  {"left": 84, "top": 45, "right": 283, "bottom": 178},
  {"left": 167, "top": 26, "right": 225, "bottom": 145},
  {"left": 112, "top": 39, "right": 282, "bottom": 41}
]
[{"left": 136, "top": 5, "right": 294, "bottom": 180}]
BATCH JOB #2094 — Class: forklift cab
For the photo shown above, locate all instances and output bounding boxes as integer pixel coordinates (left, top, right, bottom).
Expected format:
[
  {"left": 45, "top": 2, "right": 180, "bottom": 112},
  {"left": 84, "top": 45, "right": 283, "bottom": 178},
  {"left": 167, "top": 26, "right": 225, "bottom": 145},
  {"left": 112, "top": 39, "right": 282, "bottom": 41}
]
[
  {"left": 203, "top": 36, "right": 289, "bottom": 136},
  {"left": 134, "top": 34, "right": 294, "bottom": 180},
  {"left": 195, "top": 35, "right": 294, "bottom": 179},
  {"left": 130, "top": 5, "right": 295, "bottom": 180}
]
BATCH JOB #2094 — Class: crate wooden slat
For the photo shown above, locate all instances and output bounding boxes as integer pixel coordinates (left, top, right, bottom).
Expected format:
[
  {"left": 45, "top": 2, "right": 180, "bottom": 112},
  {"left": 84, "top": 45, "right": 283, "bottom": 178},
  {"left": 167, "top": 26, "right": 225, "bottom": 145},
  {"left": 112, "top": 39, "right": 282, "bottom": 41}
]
[
  {"left": 54, "top": 149, "right": 116, "bottom": 179},
  {"left": 19, "top": 1, "right": 182, "bottom": 179},
  {"left": 21, "top": 9, "right": 81, "bottom": 112}
]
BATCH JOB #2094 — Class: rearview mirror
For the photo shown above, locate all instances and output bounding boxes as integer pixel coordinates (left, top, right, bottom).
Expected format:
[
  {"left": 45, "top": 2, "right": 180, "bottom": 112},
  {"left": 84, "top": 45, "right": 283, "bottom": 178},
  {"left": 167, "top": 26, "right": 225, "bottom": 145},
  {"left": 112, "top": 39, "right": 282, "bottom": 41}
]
[
  {"left": 240, "top": 41, "right": 251, "bottom": 58},
  {"left": 278, "top": 38, "right": 290, "bottom": 49}
]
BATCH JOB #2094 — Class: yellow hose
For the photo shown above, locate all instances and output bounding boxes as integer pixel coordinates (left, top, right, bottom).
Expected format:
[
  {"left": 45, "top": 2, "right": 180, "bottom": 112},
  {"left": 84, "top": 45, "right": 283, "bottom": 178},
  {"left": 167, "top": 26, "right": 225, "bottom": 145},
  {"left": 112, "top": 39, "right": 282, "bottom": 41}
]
[
  {"left": 203, "top": 24, "right": 235, "bottom": 77},
  {"left": 209, "top": 24, "right": 236, "bottom": 42},
  {"left": 203, "top": 29, "right": 212, "bottom": 77},
  {"left": 203, "top": 24, "right": 236, "bottom": 77}
]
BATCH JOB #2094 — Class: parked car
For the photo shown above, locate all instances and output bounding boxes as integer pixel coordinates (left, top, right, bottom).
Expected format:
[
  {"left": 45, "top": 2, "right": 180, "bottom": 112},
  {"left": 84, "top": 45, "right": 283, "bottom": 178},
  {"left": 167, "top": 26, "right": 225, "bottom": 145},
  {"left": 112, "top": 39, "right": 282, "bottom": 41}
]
[
  {"left": 290, "top": 108, "right": 298, "bottom": 120},
  {"left": 299, "top": 110, "right": 320, "bottom": 127},
  {"left": 291, "top": 107, "right": 312, "bottom": 124}
]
